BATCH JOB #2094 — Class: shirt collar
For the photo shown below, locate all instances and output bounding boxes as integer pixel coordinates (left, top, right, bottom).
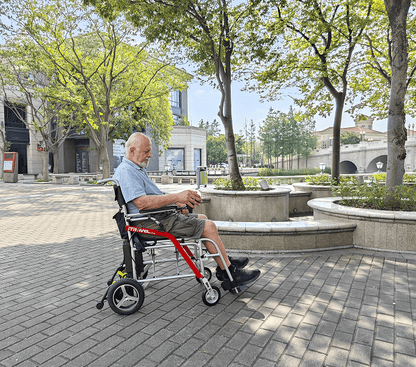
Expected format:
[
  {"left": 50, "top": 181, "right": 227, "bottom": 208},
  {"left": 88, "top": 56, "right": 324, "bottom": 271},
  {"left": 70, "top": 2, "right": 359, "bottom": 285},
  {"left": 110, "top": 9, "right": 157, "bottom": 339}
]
[{"left": 125, "top": 158, "right": 147, "bottom": 174}]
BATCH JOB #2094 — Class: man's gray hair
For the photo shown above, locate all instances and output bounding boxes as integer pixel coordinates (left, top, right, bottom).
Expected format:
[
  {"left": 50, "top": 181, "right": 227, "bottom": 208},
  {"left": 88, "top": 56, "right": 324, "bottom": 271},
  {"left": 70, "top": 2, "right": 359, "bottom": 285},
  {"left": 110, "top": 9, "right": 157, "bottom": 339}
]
[{"left": 125, "top": 132, "right": 150, "bottom": 153}]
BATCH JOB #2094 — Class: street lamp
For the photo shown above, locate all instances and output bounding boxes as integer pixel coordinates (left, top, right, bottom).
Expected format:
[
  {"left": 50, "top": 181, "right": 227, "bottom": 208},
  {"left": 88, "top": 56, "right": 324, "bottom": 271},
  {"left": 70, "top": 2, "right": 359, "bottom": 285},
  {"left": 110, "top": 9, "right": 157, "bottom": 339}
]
[
  {"left": 376, "top": 161, "right": 383, "bottom": 172},
  {"left": 319, "top": 162, "right": 326, "bottom": 174}
]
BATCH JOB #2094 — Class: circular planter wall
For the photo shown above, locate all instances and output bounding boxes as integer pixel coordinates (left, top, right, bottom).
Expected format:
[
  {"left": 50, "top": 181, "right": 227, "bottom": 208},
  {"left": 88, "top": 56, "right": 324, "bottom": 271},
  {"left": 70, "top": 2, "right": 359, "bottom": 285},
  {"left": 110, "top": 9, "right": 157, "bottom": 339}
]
[
  {"left": 308, "top": 197, "right": 416, "bottom": 252},
  {"left": 199, "top": 187, "right": 291, "bottom": 222},
  {"left": 292, "top": 182, "right": 334, "bottom": 199}
]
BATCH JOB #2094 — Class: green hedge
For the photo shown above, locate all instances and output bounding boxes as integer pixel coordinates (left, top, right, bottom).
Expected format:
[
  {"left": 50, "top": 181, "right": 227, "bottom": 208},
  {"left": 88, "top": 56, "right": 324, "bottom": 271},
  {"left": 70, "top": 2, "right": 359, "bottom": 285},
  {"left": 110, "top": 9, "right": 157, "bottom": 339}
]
[
  {"left": 213, "top": 177, "right": 275, "bottom": 191},
  {"left": 257, "top": 167, "right": 331, "bottom": 177}
]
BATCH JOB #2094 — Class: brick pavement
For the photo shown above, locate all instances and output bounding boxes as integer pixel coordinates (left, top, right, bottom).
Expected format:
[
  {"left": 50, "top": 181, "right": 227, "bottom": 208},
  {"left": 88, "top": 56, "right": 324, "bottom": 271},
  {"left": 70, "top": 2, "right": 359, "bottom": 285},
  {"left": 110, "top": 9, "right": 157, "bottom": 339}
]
[{"left": 1, "top": 181, "right": 416, "bottom": 367}]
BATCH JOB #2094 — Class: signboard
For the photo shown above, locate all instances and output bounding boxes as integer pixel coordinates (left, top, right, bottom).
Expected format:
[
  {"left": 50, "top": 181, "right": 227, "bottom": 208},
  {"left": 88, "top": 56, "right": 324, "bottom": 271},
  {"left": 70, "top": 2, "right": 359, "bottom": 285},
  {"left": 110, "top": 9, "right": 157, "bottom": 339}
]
[
  {"left": 3, "top": 160, "right": 13, "bottom": 171},
  {"left": 113, "top": 139, "right": 126, "bottom": 171}
]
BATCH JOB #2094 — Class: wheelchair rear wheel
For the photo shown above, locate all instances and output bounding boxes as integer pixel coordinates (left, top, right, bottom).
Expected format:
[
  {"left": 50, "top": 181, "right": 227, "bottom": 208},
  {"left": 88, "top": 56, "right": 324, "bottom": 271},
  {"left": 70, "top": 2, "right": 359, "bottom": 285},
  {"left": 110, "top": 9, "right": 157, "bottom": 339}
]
[{"left": 108, "top": 278, "right": 145, "bottom": 315}]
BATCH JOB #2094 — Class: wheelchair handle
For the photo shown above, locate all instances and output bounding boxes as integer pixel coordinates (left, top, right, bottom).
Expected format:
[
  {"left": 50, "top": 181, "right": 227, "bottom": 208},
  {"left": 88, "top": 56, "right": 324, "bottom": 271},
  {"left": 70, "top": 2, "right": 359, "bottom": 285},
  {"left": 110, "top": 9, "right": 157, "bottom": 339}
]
[{"left": 97, "top": 178, "right": 119, "bottom": 186}]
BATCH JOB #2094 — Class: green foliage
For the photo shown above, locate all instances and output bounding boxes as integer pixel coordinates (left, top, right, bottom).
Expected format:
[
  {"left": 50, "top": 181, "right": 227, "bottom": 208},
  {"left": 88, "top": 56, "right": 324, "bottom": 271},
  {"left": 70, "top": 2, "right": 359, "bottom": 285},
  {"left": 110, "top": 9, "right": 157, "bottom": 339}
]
[
  {"left": 305, "top": 174, "right": 332, "bottom": 185},
  {"left": 341, "top": 131, "right": 361, "bottom": 145},
  {"left": 207, "top": 135, "right": 227, "bottom": 165},
  {"left": 372, "top": 172, "right": 386, "bottom": 183},
  {"left": 6, "top": 0, "right": 191, "bottom": 178},
  {"left": 213, "top": 177, "right": 274, "bottom": 191},
  {"left": 333, "top": 181, "right": 416, "bottom": 211},
  {"left": 258, "top": 107, "right": 316, "bottom": 168},
  {"left": 176, "top": 115, "right": 190, "bottom": 126},
  {"left": 306, "top": 175, "right": 358, "bottom": 186},
  {"left": 258, "top": 167, "right": 327, "bottom": 177},
  {"left": 403, "top": 174, "right": 416, "bottom": 183}
]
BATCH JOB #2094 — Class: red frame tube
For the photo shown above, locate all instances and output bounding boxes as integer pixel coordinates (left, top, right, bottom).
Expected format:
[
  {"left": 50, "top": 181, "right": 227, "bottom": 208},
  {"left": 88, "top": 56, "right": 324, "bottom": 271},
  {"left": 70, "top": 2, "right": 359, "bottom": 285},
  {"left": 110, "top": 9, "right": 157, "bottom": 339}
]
[{"left": 125, "top": 225, "right": 203, "bottom": 278}]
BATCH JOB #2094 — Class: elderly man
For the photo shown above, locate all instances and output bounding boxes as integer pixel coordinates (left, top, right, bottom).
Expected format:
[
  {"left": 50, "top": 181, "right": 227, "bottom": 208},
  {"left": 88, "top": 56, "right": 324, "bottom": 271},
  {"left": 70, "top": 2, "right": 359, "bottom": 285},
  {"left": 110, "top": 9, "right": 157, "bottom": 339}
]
[{"left": 113, "top": 132, "right": 260, "bottom": 290}]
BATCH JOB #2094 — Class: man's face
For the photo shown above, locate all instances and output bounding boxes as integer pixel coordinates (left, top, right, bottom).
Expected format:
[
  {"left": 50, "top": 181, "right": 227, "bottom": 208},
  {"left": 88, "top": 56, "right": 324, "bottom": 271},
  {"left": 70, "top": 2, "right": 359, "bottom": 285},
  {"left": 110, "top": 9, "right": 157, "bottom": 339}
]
[{"left": 131, "top": 138, "right": 152, "bottom": 168}]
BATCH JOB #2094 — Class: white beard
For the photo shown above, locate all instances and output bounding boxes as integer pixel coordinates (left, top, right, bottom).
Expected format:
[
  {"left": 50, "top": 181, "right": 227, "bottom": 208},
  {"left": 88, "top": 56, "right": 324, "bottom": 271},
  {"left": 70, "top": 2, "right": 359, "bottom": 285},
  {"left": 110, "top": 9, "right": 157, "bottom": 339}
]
[{"left": 137, "top": 159, "right": 149, "bottom": 168}]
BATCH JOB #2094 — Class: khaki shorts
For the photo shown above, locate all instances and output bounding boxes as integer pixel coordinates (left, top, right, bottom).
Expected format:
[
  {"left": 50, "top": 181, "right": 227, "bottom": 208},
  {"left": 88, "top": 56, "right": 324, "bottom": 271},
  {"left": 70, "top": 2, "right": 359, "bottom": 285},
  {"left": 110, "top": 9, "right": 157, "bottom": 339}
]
[{"left": 131, "top": 212, "right": 206, "bottom": 241}]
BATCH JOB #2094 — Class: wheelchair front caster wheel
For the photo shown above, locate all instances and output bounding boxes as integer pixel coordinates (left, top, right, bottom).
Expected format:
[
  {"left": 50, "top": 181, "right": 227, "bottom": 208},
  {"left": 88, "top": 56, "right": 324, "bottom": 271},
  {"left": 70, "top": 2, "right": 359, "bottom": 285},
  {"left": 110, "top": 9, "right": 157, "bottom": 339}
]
[
  {"left": 202, "top": 286, "right": 221, "bottom": 306},
  {"left": 96, "top": 301, "right": 104, "bottom": 310},
  {"left": 196, "top": 267, "right": 212, "bottom": 283},
  {"left": 108, "top": 278, "right": 145, "bottom": 315}
]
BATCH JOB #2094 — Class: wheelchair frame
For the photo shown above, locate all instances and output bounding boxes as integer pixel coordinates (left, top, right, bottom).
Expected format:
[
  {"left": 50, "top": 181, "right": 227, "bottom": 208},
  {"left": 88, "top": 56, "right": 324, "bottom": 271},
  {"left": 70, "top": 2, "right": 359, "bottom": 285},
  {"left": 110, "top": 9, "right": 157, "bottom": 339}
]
[{"left": 96, "top": 178, "right": 242, "bottom": 315}]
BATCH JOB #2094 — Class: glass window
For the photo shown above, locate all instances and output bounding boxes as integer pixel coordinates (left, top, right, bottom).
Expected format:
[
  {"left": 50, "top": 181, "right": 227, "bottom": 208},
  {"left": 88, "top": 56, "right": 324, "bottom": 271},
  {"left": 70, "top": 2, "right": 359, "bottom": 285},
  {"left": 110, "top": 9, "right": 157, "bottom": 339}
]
[
  {"left": 4, "top": 103, "right": 26, "bottom": 129},
  {"left": 170, "top": 90, "right": 181, "bottom": 109},
  {"left": 165, "top": 148, "right": 184, "bottom": 170}
]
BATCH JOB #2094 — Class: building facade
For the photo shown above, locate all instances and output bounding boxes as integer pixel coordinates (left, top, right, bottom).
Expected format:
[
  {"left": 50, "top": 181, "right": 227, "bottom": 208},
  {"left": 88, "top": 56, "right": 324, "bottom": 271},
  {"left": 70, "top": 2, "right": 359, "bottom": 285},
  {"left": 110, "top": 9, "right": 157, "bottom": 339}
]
[{"left": 1, "top": 86, "right": 206, "bottom": 176}]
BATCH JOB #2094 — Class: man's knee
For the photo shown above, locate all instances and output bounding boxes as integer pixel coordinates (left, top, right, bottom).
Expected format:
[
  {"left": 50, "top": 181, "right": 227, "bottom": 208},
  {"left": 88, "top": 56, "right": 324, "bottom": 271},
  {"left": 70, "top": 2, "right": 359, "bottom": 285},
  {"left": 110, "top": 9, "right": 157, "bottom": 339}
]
[
  {"left": 202, "top": 219, "right": 217, "bottom": 236},
  {"left": 198, "top": 214, "right": 208, "bottom": 219}
]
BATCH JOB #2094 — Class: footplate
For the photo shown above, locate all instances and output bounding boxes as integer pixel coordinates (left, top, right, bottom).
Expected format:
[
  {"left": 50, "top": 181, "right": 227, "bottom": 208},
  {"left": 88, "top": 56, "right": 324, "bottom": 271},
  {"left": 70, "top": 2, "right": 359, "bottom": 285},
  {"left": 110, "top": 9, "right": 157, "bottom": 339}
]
[{"left": 229, "top": 285, "right": 246, "bottom": 294}]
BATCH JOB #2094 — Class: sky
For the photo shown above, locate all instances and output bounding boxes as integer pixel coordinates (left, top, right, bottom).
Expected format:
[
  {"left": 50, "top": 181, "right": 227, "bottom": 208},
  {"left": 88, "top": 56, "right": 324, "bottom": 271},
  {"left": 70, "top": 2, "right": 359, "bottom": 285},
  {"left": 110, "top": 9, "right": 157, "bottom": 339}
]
[{"left": 186, "top": 78, "right": 393, "bottom": 136}]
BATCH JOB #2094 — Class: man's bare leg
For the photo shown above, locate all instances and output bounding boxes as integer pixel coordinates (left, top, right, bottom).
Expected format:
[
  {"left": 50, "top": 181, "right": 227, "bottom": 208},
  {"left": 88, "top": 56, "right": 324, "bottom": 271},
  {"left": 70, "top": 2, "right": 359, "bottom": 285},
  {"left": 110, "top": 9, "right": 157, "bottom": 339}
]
[{"left": 201, "top": 219, "right": 231, "bottom": 270}]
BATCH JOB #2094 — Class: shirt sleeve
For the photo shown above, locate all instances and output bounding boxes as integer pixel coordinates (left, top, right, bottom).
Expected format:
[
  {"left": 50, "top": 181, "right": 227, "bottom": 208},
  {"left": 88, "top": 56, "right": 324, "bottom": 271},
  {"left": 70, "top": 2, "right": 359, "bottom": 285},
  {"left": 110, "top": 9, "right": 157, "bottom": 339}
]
[{"left": 114, "top": 164, "right": 147, "bottom": 204}]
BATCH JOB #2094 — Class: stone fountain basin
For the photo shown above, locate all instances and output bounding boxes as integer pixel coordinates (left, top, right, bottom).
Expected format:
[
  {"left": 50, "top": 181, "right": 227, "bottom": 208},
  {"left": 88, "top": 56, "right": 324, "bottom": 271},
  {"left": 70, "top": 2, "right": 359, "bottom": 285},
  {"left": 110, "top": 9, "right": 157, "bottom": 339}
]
[{"left": 198, "top": 187, "right": 291, "bottom": 222}]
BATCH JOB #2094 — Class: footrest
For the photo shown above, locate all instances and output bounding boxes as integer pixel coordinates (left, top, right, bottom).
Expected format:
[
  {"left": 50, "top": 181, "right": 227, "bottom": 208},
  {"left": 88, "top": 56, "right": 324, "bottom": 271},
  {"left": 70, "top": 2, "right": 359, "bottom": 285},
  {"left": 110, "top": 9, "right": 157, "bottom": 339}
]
[{"left": 229, "top": 285, "right": 246, "bottom": 294}]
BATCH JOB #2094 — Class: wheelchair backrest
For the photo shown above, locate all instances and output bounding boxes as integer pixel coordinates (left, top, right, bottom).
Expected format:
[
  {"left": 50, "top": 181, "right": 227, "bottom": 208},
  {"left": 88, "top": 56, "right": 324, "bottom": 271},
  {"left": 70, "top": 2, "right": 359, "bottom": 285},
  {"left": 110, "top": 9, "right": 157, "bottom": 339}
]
[{"left": 113, "top": 185, "right": 126, "bottom": 208}]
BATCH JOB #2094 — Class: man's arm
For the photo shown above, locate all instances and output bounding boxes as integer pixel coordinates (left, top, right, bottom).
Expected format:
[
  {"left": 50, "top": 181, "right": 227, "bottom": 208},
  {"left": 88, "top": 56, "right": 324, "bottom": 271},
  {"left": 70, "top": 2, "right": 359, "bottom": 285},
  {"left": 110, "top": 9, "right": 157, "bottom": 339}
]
[{"left": 133, "top": 190, "right": 202, "bottom": 211}]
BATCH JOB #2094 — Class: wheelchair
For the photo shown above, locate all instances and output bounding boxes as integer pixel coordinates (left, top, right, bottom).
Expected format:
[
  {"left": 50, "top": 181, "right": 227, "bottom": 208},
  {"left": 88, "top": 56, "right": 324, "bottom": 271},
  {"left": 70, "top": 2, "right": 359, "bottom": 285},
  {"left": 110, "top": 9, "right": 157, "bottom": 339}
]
[{"left": 96, "top": 178, "right": 245, "bottom": 315}]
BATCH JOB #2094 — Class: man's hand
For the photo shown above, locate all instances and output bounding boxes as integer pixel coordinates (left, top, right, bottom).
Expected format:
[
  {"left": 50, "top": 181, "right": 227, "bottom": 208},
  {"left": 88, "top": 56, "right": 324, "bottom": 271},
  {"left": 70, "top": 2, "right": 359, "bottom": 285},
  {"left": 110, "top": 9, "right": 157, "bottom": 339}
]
[
  {"left": 176, "top": 190, "right": 202, "bottom": 209},
  {"left": 176, "top": 203, "right": 189, "bottom": 215}
]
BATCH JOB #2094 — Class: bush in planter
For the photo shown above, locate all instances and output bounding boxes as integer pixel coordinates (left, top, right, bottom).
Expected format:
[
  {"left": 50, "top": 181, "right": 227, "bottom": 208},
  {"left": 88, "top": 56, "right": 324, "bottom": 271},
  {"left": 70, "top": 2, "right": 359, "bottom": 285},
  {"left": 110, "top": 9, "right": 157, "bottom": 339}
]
[
  {"left": 305, "top": 175, "right": 358, "bottom": 186},
  {"left": 371, "top": 172, "right": 386, "bottom": 183},
  {"left": 213, "top": 177, "right": 274, "bottom": 190},
  {"left": 332, "top": 181, "right": 416, "bottom": 211},
  {"left": 404, "top": 173, "right": 416, "bottom": 183},
  {"left": 257, "top": 167, "right": 330, "bottom": 176}
]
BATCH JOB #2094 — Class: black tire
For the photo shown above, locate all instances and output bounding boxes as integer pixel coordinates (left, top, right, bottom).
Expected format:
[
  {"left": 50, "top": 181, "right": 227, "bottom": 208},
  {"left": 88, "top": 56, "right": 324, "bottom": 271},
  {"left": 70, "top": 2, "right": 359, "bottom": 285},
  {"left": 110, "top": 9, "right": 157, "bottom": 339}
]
[
  {"left": 107, "top": 278, "right": 145, "bottom": 315},
  {"left": 202, "top": 286, "right": 221, "bottom": 306},
  {"left": 96, "top": 301, "right": 104, "bottom": 310},
  {"left": 196, "top": 267, "right": 212, "bottom": 283}
]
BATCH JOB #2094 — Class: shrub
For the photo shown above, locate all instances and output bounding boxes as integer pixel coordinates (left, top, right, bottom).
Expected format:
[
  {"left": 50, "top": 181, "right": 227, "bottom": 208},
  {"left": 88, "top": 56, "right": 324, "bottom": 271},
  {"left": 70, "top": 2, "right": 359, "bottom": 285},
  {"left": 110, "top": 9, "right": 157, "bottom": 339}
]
[
  {"left": 305, "top": 174, "right": 331, "bottom": 185},
  {"left": 257, "top": 167, "right": 330, "bottom": 177},
  {"left": 305, "top": 175, "right": 359, "bottom": 186},
  {"left": 403, "top": 173, "right": 416, "bottom": 183},
  {"left": 213, "top": 177, "right": 274, "bottom": 191},
  {"left": 332, "top": 181, "right": 416, "bottom": 211},
  {"left": 372, "top": 172, "right": 386, "bottom": 183}
]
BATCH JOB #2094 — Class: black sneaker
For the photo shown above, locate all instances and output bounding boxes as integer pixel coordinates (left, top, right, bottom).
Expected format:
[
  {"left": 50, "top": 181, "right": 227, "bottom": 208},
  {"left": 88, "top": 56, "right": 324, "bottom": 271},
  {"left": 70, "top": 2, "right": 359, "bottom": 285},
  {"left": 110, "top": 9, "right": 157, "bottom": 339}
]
[
  {"left": 229, "top": 256, "right": 249, "bottom": 268},
  {"left": 216, "top": 257, "right": 249, "bottom": 281},
  {"left": 218, "top": 264, "right": 261, "bottom": 291}
]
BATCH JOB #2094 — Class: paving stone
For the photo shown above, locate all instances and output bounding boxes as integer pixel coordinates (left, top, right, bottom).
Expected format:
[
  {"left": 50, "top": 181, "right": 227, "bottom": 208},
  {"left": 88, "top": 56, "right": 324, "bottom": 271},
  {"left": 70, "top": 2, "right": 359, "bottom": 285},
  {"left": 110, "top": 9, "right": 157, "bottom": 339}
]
[
  {"left": 349, "top": 343, "right": 372, "bottom": 365},
  {"left": 325, "top": 347, "right": 349, "bottom": 367},
  {"left": 2, "top": 184, "right": 416, "bottom": 367}
]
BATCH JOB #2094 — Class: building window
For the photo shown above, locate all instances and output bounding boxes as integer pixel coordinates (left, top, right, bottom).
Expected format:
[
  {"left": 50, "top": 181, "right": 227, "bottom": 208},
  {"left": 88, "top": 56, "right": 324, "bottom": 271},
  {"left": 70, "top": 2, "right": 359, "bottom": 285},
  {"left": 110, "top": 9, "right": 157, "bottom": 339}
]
[
  {"left": 170, "top": 90, "right": 181, "bottom": 109},
  {"left": 165, "top": 148, "right": 184, "bottom": 171},
  {"left": 329, "top": 139, "right": 332, "bottom": 146},
  {"left": 4, "top": 103, "right": 26, "bottom": 129},
  {"left": 322, "top": 141, "right": 327, "bottom": 149}
]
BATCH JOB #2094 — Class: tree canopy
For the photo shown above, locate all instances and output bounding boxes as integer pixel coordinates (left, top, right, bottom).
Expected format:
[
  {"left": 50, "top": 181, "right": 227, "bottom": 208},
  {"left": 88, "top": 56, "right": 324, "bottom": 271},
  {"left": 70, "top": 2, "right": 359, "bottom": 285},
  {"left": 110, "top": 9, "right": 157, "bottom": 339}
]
[
  {"left": 4, "top": 0, "right": 190, "bottom": 178},
  {"left": 244, "top": 0, "right": 373, "bottom": 180},
  {"left": 85, "top": 0, "right": 253, "bottom": 188}
]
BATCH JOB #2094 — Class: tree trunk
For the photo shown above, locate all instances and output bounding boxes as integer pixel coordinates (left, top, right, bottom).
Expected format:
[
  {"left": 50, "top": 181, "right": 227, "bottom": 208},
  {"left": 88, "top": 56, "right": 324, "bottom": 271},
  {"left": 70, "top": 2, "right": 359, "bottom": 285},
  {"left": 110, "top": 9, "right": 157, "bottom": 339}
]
[
  {"left": 52, "top": 145, "right": 59, "bottom": 174},
  {"left": 100, "top": 142, "right": 111, "bottom": 178},
  {"left": 384, "top": 0, "right": 410, "bottom": 188},
  {"left": 42, "top": 150, "right": 49, "bottom": 182},
  {"left": 217, "top": 69, "right": 244, "bottom": 190},
  {"left": 331, "top": 93, "right": 346, "bottom": 181}
]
